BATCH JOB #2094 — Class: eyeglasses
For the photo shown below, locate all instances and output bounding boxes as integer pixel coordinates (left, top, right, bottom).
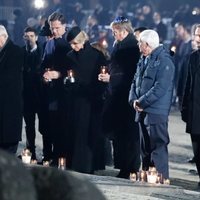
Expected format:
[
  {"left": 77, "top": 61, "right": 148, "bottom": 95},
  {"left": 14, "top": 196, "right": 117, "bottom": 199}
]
[{"left": 113, "top": 16, "right": 129, "bottom": 23}]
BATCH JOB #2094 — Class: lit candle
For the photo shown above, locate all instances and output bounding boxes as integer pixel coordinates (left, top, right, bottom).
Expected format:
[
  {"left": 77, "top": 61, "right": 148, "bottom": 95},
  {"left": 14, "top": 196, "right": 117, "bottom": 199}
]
[
  {"left": 140, "top": 171, "right": 146, "bottom": 182},
  {"left": 58, "top": 157, "right": 66, "bottom": 170},
  {"left": 43, "top": 161, "right": 50, "bottom": 167},
  {"left": 147, "top": 172, "right": 157, "bottom": 184},
  {"left": 68, "top": 70, "right": 75, "bottom": 83},
  {"left": 129, "top": 173, "right": 136, "bottom": 182},
  {"left": 101, "top": 66, "right": 107, "bottom": 74},
  {"left": 156, "top": 173, "right": 162, "bottom": 184},
  {"left": 21, "top": 149, "right": 32, "bottom": 164},
  {"left": 163, "top": 179, "right": 170, "bottom": 185}
]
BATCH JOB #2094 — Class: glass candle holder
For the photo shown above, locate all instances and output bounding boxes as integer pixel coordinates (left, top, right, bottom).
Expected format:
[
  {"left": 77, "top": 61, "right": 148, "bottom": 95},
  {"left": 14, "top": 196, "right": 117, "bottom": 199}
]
[
  {"left": 43, "top": 161, "right": 50, "bottom": 167},
  {"left": 68, "top": 70, "right": 75, "bottom": 83},
  {"left": 163, "top": 179, "right": 170, "bottom": 185},
  {"left": 58, "top": 157, "right": 66, "bottom": 170},
  {"left": 21, "top": 149, "right": 32, "bottom": 164},
  {"left": 140, "top": 170, "right": 147, "bottom": 182},
  {"left": 100, "top": 66, "right": 108, "bottom": 74},
  {"left": 147, "top": 172, "right": 157, "bottom": 184},
  {"left": 129, "top": 173, "right": 137, "bottom": 182}
]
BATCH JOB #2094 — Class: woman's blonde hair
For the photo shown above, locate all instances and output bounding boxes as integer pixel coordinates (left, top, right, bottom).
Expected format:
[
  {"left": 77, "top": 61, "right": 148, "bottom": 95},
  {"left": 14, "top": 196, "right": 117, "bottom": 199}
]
[
  {"left": 72, "top": 31, "right": 89, "bottom": 44},
  {"left": 91, "top": 41, "right": 110, "bottom": 60},
  {"left": 110, "top": 16, "right": 134, "bottom": 34}
]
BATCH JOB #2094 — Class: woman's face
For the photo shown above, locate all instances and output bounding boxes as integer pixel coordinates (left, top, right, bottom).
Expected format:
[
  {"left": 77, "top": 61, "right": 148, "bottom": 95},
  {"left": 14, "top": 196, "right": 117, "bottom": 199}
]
[
  {"left": 70, "top": 41, "right": 84, "bottom": 51},
  {"left": 112, "top": 27, "right": 127, "bottom": 41}
]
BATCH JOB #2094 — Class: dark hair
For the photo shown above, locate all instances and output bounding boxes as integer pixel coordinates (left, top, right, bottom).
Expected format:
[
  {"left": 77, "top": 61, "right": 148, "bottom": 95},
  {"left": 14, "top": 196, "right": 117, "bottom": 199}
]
[
  {"left": 175, "top": 22, "right": 191, "bottom": 33},
  {"left": 48, "top": 12, "right": 66, "bottom": 24},
  {"left": 134, "top": 27, "right": 148, "bottom": 33},
  {"left": 24, "top": 26, "right": 38, "bottom": 35},
  {"left": 39, "top": 20, "right": 52, "bottom": 36}
]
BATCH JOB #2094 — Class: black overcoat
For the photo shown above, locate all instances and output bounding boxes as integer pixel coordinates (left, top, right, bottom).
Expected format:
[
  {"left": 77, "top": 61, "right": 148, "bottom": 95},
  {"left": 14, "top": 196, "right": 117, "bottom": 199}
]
[
  {"left": 102, "top": 33, "right": 141, "bottom": 172},
  {"left": 0, "top": 39, "right": 24, "bottom": 143},
  {"left": 102, "top": 33, "right": 140, "bottom": 133},
  {"left": 182, "top": 49, "right": 200, "bottom": 135},
  {"left": 64, "top": 42, "right": 107, "bottom": 173}
]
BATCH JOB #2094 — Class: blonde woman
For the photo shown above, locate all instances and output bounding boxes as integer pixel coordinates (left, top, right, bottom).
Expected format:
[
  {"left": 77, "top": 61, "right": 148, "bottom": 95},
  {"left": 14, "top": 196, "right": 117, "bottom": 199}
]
[{"left": 64, "top": 26, "right": 107, "bottom": 174}]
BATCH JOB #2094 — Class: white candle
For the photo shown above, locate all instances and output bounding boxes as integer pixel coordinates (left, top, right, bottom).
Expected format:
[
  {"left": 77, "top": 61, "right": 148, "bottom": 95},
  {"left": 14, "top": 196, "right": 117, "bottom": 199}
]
[
  {"left": 147, "top": 174, "right": 157, "bottom": 184},
  {"left": 129, "top": 173, "right": 136, "bottom": 182},
  {"left": 22, "top": 155, "right": 31, "bottom": 164}
]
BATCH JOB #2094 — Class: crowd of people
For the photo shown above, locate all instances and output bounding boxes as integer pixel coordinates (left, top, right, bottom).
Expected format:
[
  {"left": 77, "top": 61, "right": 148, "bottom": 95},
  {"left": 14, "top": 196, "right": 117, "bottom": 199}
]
[{"left": 0, "top": 0, "right": 200, "bottom": 187}]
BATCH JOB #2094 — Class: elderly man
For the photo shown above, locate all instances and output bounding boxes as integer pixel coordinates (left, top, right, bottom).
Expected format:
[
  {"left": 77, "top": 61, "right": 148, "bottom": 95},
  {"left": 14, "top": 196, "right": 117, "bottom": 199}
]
[
  {"left": 0, "top": 25, "right": 24, "bottom": 154},
  {"left": 129, "top": 30, "right": 175, "bottom": 179}
]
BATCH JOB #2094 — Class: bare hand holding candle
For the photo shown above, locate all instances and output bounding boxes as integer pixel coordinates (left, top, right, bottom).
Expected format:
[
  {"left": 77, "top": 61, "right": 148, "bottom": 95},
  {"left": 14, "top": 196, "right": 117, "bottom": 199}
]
[
  {"left": 98, "top": 66, "right": 110, "bottom": 82},
  {"left": 43, "top": 68, "right": 61, "bottom": 82}
]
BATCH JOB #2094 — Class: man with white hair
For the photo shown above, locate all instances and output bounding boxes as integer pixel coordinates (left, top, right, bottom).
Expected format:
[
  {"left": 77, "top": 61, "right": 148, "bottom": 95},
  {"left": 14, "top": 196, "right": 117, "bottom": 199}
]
[
  {"left": 0, "top": 25, "right": 24, "bottom": 154},
  {"left": 129, "top": 29, "right": 175, "bottom": 179}
]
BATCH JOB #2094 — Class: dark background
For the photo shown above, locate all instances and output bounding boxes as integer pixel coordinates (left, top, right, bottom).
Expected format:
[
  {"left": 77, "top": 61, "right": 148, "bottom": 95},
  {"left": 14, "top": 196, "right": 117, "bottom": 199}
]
[{"left": 1, "top": 0, "right": 199, "bottom": 11}]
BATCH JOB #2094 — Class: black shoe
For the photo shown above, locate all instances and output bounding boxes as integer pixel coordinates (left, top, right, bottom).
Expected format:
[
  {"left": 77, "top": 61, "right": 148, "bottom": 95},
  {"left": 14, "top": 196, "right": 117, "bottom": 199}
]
[
  {"left": 116, "top": 170, "right": 130, "bottom": 179},
  {"left": 188, "top": 157, "right": 195, "bottom": 163},
  {"left": 188, "top": 169, "right": 198, "bottom": 175}
]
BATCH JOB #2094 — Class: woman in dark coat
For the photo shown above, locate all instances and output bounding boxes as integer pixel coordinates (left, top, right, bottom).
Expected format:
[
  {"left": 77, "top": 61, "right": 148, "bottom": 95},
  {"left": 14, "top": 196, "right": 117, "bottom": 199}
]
[
  {"left": 64, "top": 26, "right": 107, "bottom": 173},
  {"left": 0, "top": 25, "right": 24, "bottom": 154},
  {"left": 98, "top": 16, "right": 141, "bottom": 178},
  {"left": 181, "top": 24, "right": 200, "bottom": 186}
]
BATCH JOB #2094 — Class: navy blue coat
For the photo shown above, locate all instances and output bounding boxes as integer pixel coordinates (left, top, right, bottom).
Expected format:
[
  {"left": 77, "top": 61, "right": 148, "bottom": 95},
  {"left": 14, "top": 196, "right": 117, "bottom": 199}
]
[{"left": 129, "top": 45, "right": 175, "bottom": 117}]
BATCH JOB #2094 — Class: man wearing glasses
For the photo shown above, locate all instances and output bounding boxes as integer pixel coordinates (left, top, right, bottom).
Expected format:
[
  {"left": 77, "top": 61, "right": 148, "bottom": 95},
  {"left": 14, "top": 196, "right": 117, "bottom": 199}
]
[{"left": 99, "top": 16, "right": 140, "bottom": 178}]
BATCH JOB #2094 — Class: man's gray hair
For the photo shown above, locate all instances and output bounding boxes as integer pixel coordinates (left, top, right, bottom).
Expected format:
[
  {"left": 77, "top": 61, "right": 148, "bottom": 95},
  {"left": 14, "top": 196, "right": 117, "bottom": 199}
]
[
  {"left": 139, "top": 29, "right": 160, "bottom": 49},
  {"left": 0, "top": 25, "right": 8, "bottom": 37}
]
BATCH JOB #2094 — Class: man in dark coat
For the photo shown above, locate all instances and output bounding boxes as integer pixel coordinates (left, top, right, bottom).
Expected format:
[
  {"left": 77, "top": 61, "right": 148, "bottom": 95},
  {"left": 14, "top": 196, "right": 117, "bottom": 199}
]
[
  {"left": 41, "top": 12, "right": 71, "bottom": 164},
  {"left": 0, "top": 25, "right": 24, "bottom": 154},
  {"left": 99, "top": 16, "right": 141, "bottom": 178},
  {"left": 181, "top": 24, "right": 200, "bottom": 187},
  {"left": 129, "top": 30, "right": 175, "bottom": 179},
  {"left": 22, "top": 27, "right": 44, "bottom": 161}
]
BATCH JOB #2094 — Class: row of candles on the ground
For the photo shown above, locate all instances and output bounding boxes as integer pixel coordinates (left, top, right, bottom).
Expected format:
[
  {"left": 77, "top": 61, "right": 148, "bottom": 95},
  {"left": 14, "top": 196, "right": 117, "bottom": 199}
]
[
  {"left": 21, "top": 149, "right": 66, "bottom": 170},
  {"left": 129, "top": 167, "right": 170, "bottom": 185}
]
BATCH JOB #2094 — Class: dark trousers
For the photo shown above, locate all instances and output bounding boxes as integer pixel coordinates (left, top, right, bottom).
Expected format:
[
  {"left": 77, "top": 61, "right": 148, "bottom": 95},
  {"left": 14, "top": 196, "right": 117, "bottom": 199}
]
[
  {"left": 0, "top": 142, "right": 18, "bottom": 154},
  {"left": 191, "top": 134, "right": 200, "bottom": 179},
  {"left": 23, "top": 109, "right": 37, "bottom": 158},
  {"left": 48, "top": 110, "right": 67, "bottom": 165},
  {"left": 139, "top": 120, "right": 170, "bottom": 179},
  {"left": 112, "top": 121, "right": 141, "bottom": 173}
]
